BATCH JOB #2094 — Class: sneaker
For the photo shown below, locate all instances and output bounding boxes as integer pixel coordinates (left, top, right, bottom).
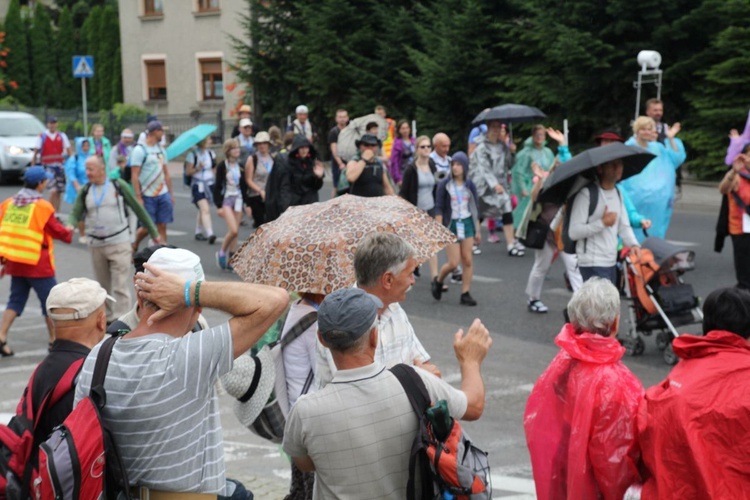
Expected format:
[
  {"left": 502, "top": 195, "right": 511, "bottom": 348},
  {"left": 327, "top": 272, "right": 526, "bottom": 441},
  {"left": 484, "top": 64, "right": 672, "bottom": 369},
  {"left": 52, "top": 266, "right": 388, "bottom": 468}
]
[
  {"left": 216, "top": 251, "right": 227, "bottom": 270},
  {"left": 431, "top": 278, "right": 443, "bottom": 300},
  {"left": 208, "top": 234, "right": 217, "bottom": 245},
  {"left": 508, "top": 242, "right": 525, "bottom": 257},
  {"left": 460, "top": 292, "right": 477, "bottom": 306},
  {"left": 472, "top": 245, "right": 482, "bottom": 255},
  {"left": 514, "top": 240, "right": 526, "bottom": 251},
  {"left": 450, "top": 272, "right": 463, "bottom": 284},
  {"left": 195, "top": 233, "right": 208, "bottom": 241},
  {"left": 488, "top": 232, "right": 500, "bottom": 244},
  {"left": 528, "top": 299, "right": 549, "bottom": 313}
]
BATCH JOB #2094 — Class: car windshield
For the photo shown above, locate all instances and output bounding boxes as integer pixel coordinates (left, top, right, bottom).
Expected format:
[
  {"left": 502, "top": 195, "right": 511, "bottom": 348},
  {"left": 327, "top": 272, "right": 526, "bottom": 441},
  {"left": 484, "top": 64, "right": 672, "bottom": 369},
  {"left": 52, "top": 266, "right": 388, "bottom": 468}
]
[{"left": 0, "top": 117, "right": 46, "bottom": 137}]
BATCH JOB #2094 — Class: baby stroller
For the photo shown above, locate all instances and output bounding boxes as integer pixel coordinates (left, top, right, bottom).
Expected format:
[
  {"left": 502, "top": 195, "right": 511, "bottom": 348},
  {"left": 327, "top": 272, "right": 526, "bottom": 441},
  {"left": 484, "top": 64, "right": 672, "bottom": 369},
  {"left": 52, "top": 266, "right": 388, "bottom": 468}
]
[{"left": 618, "top": 237, "right": 703, "bottom": 365}]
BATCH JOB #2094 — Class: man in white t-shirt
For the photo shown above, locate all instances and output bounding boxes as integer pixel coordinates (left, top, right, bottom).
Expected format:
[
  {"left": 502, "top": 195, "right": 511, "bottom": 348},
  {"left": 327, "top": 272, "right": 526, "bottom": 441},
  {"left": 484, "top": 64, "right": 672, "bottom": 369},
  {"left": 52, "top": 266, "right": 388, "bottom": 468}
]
[
  {"left": 283, "top": 287, "right": 491, "bottom": 499},
  {"left": 568, "top": 159, "right": 640, "bottom": 285},
  {"left": 75, "top": 247, "right": 288, "bottom": 497}
]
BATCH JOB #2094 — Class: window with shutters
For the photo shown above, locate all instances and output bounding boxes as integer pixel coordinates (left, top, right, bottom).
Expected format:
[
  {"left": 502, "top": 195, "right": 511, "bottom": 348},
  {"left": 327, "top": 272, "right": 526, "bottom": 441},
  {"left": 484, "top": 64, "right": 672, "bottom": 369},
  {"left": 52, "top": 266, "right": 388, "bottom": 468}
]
[
  {"left": 197, "top": 0, "right": 220, "bottom": 12},
  {"left": 144, "top": 0, "right": 163, "bottom": 16},
  {"left": 200, "top": 59, "right": 223, "bottom": 100},
  {"left": 145, "top": 60, "right": 167, "bottom": 101}
]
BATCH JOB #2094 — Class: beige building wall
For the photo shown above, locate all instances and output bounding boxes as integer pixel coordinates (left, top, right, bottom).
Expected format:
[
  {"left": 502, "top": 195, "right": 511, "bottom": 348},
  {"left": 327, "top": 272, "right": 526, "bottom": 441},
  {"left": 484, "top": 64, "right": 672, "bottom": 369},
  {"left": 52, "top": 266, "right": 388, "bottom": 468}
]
[{"left": 118, "top": 0, "right": 248, "bottom": 118}]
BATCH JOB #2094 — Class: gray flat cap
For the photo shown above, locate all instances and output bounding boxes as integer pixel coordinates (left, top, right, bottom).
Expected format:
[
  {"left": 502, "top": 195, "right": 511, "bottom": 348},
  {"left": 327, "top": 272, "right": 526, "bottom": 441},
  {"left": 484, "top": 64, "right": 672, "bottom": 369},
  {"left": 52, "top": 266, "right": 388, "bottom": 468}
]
[{"left": 318, "top": 288, "right": 383, "bottom": 341}]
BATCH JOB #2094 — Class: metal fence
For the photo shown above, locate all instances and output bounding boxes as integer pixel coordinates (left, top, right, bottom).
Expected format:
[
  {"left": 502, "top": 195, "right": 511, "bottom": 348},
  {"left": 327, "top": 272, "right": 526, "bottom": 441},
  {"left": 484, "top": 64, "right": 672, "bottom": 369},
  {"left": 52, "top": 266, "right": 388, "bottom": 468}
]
[{"left": 0, "top": 103, "right": 232, "bottom": 147}]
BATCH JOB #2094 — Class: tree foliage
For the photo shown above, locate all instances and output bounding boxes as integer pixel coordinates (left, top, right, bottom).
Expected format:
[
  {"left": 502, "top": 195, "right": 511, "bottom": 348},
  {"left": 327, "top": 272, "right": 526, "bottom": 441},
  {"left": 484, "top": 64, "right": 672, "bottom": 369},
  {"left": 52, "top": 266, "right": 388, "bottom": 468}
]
[
  {"left": 30, "top": 3, "right": 57, "bottom": 106},
  {"left": 233, "top": 0, "right": 750, "bottom": 178},
  {"left": 3, "top": 0, "right": 30, "bottom": 103},
  {"left": 55, "top": 7, "right": 78, "bottom": 108}
]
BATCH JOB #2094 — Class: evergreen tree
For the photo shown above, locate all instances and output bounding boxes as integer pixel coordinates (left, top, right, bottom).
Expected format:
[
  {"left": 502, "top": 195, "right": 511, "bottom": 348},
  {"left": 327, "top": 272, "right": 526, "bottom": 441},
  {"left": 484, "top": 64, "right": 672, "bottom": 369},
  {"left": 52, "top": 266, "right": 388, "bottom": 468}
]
[
  {"left": 29, "top": 3, "right": 56, "bottom": 106},
  {"left": 111, "top": 46, "right": 122, "bottom": 105},
  {"left": 81, "top": 5, "right": 102, "bottom": 109},
  {"left": 55, "top": 6, "right": 78, "bottom": 108},
  {"left": 3, "top": 0, "right": 31, "bottom": 103},
  {"left": 96, "top": 5, "right": 118, "bottom": 109}
]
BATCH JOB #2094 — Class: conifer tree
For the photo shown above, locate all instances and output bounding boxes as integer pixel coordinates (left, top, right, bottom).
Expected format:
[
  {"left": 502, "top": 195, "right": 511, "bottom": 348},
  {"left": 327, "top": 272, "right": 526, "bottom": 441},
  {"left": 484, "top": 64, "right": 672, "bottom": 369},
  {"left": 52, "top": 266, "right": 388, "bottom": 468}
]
[{"left": 3, "top": 0, "right": 31, "bottom": 103}]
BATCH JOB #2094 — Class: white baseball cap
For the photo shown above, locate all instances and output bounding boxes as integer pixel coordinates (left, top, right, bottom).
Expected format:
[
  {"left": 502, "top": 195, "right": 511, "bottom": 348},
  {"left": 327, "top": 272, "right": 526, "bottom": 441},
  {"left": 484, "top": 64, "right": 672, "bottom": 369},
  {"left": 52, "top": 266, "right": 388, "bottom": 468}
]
[
  {"left": 47, "top": 278, "right": 115, "bottom": 320},
  {"left": 295, "top": 105, "right": 309, "bottom": 114},
  {"left": 145, "top": 248, "right": 205, "bottom": 282}
]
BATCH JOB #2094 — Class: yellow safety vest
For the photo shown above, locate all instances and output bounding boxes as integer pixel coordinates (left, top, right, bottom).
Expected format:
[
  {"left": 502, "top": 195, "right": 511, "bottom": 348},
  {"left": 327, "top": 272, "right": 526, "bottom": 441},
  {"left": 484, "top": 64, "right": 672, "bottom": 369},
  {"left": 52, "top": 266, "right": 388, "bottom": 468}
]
[{"left": 0, "top": 198, "right": 55, "bottom": 266}]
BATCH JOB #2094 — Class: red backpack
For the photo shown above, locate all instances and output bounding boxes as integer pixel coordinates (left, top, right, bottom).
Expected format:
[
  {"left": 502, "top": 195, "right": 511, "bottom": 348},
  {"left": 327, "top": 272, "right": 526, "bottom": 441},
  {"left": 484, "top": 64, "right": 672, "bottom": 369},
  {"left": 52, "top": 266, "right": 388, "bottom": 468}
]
[
  {"left": 0, "top": 358, "right": 84, "bottom": 500},
  {"left": 36, "top": 335, "right": 131, "bottom": 500}
]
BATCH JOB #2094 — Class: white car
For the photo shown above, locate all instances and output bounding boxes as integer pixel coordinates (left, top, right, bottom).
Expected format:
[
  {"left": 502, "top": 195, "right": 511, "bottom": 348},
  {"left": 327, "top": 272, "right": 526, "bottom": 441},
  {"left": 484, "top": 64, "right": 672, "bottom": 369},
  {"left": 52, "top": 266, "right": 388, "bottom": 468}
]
[{"left": 0, "top": 111, "right": 45, "bottom": 183}]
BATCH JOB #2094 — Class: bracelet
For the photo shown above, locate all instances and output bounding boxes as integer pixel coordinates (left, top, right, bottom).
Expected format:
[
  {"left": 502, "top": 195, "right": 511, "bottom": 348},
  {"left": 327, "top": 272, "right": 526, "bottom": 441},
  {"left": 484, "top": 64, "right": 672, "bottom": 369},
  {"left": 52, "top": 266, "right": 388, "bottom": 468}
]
[
  {"left": 185, "top": 280, "right": 192, "bottom": 307},
  {"left": 194, "top": 280, "right": 202, "bottom": 307}
]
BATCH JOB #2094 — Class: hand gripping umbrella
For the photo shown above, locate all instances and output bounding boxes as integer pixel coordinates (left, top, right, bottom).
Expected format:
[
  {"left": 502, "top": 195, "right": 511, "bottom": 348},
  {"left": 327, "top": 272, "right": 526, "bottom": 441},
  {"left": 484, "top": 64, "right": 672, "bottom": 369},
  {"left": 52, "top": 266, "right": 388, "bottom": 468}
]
[
  {"left": 537, "top": 143, "right": 655, "bottom": 205},
  {"left": 335, "top": 113, "right": 388, "bottom": 162},
  {"left": 231, "top": 195, "right": 456, "bottom": 295},
  {"left": 165, "top": 124, "right": 217, "bottom": 161}
]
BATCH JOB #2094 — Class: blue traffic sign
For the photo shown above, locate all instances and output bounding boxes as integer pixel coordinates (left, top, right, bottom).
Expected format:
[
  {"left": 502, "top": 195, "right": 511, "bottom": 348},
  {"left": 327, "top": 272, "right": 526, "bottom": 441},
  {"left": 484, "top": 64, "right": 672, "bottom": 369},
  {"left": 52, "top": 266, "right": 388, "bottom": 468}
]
[{"left": 72, "top": 56, "right": 94, "bottom": 78}]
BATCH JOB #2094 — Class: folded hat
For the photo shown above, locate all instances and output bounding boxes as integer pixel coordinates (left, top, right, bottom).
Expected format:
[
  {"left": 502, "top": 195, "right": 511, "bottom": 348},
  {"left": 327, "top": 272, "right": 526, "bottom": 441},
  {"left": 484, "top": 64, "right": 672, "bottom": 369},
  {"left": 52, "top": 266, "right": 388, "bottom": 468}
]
[
  {"left": 221, "top": 346, "right": 275, "bottom": 428},
  {"left": 145, "top": 247, "right": 205, "bottom": 282}
]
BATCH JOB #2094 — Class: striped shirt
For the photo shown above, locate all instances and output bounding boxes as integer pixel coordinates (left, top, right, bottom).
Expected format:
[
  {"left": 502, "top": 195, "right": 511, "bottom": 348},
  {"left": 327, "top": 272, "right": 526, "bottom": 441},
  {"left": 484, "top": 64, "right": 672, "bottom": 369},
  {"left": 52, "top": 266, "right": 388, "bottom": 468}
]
[
  {"left": 283, "top": 362, "right": 467, "bottom": 499},
  {"left": 313, "top": 302, "right": 430, "bottom": 389},
  {"left": 73, "top": 323, "right": 234, "bottom": 494}
]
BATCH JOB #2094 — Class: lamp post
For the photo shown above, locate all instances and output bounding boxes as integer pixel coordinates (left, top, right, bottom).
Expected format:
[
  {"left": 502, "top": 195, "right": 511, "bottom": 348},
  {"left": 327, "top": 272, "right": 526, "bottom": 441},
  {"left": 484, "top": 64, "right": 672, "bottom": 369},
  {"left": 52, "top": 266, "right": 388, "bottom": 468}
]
[{"left": 633, "top": 50, "right": 663, "bottom": 122}]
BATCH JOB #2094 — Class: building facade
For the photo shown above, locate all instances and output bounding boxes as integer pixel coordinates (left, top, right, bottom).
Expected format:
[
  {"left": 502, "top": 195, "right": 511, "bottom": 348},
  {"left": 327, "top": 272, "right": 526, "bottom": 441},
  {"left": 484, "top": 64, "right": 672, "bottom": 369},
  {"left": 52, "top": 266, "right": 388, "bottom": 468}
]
[{"left": 117, "top": 0, "right": 247, "bottom": 119}]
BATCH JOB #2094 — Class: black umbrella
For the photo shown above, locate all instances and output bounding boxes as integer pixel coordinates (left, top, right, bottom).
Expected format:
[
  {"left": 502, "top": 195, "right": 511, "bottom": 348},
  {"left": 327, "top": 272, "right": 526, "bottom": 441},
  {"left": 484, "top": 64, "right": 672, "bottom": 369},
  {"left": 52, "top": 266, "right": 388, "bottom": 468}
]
[
  {"left": 537, "top": 143, "right": 655, "bottom": 205},
  {"left": 471, "top": 104, "right": 546, "bottom": 126}
]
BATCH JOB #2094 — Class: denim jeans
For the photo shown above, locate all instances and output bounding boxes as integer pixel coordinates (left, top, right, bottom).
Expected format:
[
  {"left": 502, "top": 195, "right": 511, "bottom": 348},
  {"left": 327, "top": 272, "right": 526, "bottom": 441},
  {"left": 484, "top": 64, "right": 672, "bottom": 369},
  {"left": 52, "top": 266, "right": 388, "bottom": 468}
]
[{"left": 579, "top": 265, "right": 617, "bottom": 286}]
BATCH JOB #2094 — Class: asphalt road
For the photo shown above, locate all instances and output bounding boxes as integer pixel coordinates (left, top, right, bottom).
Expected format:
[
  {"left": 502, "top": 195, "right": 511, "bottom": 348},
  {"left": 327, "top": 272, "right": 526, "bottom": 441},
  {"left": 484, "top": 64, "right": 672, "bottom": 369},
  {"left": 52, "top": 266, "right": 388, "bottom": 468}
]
[{"left": 0, "top": 174, "right": 733, "bottom": 499}]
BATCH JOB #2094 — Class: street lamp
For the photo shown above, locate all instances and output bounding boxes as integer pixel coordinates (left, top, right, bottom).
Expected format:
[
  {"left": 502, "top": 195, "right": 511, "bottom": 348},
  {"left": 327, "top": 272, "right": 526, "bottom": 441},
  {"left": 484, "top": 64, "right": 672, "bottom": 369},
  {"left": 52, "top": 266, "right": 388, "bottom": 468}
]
[{"left": 633, "top": 50, "right": 663, "bottom": 121}]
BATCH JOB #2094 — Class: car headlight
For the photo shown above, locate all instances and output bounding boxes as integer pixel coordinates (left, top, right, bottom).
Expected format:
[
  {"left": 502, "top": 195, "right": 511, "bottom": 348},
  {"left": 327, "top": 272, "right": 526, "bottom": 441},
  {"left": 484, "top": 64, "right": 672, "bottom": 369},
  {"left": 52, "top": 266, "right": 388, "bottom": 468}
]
[{"left": 5, "top": 146, "right": 25, "bottom": 156}]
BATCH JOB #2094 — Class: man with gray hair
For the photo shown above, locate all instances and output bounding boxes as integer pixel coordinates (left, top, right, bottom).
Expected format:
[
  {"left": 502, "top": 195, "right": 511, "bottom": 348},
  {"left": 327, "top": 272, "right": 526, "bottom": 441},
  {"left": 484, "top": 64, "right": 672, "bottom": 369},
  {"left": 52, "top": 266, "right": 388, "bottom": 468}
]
[
  {"left": 284, "top": 287, "right": 492, "bottom": 498},
  {"left": 524, "top": 278, "right": 643, "bottom": 499},
  {"left": 108, "top": 128, "right": 134, "bottom": 179},
  {"left": 315, "top": 232, "right": 440, "bottom": 387}
]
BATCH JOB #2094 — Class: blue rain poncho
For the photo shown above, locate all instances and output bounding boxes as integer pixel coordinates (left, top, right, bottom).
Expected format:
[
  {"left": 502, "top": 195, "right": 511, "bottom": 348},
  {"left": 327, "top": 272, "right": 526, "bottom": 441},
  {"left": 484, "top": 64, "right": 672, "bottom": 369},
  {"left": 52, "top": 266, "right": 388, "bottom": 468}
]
[
  {"left": 63, "top": 137, "right": 93, "bottom": 204},
  {"left": 619, "top": 137, "right": 685, "bottom": 241}
]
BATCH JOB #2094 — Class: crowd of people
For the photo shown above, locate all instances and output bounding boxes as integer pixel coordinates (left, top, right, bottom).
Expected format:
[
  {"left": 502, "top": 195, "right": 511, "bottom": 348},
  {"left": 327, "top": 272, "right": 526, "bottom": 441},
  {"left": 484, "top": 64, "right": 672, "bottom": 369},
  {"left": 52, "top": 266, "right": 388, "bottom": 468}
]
[{"left": 0, "top": 98, "right": 748, "bottom": 499}]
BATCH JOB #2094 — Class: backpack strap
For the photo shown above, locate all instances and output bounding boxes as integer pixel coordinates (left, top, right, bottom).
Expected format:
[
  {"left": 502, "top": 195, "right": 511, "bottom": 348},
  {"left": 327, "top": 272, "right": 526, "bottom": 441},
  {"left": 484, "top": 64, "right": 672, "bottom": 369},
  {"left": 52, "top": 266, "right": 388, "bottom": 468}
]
[
  {"left": 37, "top": 358, "right": 85, "bottom": 424},
  {"left": 90, "top": 335, "right": 119, "bottom": 409},
  {"left": 390, "top": 364, "right": 433, "bottom": 500},
  {"left": 279, "top": 312, "right": 318, "bottom": 349}
]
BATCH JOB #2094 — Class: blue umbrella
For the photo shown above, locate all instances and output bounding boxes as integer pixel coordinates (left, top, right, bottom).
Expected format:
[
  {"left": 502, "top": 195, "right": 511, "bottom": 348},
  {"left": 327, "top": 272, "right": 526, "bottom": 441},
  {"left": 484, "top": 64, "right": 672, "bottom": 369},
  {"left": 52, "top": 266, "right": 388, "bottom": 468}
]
[{"left": 165, "top": 124, "right": 217, "bottom": 161}]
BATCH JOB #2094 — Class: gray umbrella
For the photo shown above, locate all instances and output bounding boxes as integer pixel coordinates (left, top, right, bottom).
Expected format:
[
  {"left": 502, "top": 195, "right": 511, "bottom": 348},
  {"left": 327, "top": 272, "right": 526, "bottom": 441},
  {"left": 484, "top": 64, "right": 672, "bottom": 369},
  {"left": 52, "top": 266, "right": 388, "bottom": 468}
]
[
  {"left": 537, "top": 143, "right": 655, "bottom": 205},
  {"left": 471, "top": 104, "right": 546, "bottom": 126},
  {"left": 336, "top": 113, "right": 388, "bottom": 161}
]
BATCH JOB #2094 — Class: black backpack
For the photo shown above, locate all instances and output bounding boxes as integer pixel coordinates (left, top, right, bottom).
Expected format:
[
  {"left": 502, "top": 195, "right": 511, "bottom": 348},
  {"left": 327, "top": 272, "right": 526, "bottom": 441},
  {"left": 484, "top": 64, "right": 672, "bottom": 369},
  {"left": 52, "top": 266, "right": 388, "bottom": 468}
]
[
  {"left": 122, "top": 144, "right": 147, "bottom": 184},
  {"left": 561, "top": 182, "right": 621, "bottom": 254}
]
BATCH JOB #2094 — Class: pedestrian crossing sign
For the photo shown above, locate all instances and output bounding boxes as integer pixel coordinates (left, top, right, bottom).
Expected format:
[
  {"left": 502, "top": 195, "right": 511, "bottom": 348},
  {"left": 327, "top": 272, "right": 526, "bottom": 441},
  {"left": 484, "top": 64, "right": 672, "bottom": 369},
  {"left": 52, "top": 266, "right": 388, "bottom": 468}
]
[{"left": 72, "top": 56, "right": 94, "bottom": 78}]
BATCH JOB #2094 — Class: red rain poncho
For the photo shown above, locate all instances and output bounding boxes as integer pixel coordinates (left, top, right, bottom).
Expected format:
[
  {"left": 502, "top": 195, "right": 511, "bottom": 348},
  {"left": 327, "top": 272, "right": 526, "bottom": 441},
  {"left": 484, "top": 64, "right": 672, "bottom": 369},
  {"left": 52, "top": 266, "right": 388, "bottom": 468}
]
[
  {"left": 638, "top": 330, "right": 750, "bottom": 499},
  {"left": 524, "top": 324, "right": 643, "bottom": 500}
]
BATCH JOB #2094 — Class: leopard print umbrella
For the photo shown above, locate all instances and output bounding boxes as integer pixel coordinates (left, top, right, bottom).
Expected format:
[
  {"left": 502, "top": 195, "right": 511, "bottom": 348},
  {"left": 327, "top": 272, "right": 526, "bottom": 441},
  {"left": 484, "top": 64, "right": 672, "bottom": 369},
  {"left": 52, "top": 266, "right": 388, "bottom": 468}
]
[{"left": 231, "top": 195, "right": 456, "bottom": 294}]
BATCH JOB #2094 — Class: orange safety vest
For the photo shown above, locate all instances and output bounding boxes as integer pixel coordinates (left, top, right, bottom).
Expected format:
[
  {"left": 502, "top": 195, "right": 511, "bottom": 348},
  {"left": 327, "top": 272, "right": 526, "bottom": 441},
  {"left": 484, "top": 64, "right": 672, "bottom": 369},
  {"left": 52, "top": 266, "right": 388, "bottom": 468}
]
[{"left": 0, "top": 198, "right": 55, "bottom": 266}]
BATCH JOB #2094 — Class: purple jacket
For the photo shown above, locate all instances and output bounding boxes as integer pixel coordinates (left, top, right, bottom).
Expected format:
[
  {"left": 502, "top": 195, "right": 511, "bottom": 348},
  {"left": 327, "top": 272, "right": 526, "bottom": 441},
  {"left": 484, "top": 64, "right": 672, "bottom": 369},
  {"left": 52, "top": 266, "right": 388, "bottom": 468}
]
[{"left": 389, "top": 137, "right": 415, "bottom": 183}]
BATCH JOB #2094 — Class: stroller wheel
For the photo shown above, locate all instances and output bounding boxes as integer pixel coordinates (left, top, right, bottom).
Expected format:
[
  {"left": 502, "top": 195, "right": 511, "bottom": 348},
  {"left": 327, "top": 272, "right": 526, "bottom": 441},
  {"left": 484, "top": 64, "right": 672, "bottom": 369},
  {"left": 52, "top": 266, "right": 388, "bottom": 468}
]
[
  {"left": 656, "top": 331, "right": 672, "bottom": 351},
  {"left": 619, "top": 336, "right": 646, "bottom": 356},
  {"left": 663, "top": 343, "right": 679, "bottom": 365}
]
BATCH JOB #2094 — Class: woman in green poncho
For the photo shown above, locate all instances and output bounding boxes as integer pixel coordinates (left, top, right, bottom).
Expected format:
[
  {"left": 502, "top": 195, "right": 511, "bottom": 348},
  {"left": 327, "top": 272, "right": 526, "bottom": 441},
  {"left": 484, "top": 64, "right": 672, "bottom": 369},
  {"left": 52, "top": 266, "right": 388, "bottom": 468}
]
[{"left": 511, "top": 125, "right": 556, "bottom": 227}]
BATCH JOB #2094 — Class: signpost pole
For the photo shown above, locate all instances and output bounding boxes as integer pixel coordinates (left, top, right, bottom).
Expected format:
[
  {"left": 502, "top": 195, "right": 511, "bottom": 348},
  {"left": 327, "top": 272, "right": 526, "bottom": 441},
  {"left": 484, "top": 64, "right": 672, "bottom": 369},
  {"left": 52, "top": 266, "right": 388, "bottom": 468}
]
[{"left": 82, "top": 77, "right": 88, "bottom": 137}]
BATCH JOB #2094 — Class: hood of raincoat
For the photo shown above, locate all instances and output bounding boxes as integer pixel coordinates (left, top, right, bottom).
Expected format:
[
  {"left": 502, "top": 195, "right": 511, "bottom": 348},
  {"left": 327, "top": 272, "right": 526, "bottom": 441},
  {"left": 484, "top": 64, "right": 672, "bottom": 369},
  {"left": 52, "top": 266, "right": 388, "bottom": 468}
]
[
  {"left": 524, "top": 322, "right": 643, "bottom": 500},
  {"left": 671, "top": 329, "right": 750, "bottom": 359},
  {"left": 290, "top": 134, "right": 316, "bottom": 159},
  {"left": 449, "top": 151, "right": 469, "bottom": 179},
  {"left": 554, "top": 323, "right": 625, "bottom": 364},
  {"left": 638, "top": 329, "right": 750, "bottom": 500},
  {"left": 75, "top": 136, "right": 93, "bottom": 158}
]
